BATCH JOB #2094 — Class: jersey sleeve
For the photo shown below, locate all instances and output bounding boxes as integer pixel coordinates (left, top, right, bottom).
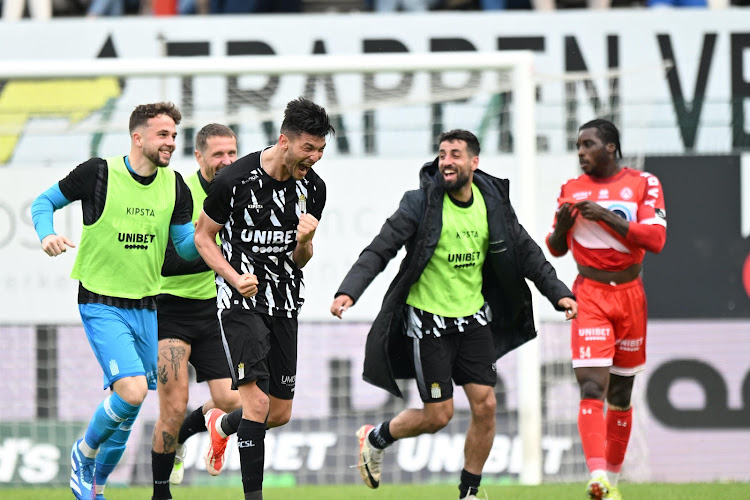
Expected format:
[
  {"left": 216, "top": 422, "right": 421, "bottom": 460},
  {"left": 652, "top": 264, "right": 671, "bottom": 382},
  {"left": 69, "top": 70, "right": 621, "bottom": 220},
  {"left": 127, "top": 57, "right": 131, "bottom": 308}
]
[
  {"left": 57, "top": 157, "right": 105, "bottom": 202},
  {"left": 636, "top": 171, "right": 667, "bottom": 227}
]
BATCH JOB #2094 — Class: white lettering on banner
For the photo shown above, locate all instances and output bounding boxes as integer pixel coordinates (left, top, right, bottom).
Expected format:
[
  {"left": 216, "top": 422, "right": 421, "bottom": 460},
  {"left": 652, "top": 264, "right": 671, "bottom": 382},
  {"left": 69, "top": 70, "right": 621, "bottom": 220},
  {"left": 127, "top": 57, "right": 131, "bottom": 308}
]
[
  {"left": 176, "top": 431, "right": 571, "bottom": 475},
  {"left": 0, "top": 438, "right": 60, "bottom": 483},
  {"left": 182, "top": 432, "right": 338, "bottom": 472},
  {"left": 0, "top": 11, "right": 749, "bottom": 166},
  {"left": 396, "top": 434, "right": 572, "bottom": 474}
]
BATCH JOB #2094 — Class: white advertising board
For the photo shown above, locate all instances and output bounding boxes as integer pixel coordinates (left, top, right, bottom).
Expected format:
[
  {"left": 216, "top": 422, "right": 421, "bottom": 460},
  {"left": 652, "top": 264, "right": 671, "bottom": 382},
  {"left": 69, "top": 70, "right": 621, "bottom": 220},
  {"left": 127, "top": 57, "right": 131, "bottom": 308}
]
[
  {"left": 0, "top": 153, "right": 580, "bottom": 324},
  {"left": 0, "top": 10, "right": 748, "bottom": 167}
]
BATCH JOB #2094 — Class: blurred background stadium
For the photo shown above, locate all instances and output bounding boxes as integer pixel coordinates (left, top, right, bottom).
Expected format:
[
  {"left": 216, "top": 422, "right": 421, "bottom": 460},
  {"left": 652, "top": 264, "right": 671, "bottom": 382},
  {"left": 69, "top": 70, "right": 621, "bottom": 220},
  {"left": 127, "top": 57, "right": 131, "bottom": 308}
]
[{"left": 1, "top": 2, "right": 749, "bottom": 493}]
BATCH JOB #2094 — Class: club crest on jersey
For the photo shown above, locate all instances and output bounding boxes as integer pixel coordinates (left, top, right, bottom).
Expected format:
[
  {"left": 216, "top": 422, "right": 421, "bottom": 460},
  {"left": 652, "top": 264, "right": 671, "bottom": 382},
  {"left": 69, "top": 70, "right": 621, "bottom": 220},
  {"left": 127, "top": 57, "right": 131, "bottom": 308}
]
[
  {"left": 238, "top": 362, "right": 245, "bottom": 379},
  {"left": 620, "top": 187, "right": 633, "bottom": 200},
  {"left": 298, "top": 194, "right": 307, "bottom": 214}
]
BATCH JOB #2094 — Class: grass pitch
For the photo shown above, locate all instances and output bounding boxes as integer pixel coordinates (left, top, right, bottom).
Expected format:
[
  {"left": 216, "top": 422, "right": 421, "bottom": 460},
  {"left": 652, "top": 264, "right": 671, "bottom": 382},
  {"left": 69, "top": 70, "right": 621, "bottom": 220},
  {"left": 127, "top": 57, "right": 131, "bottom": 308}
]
[{"left": 3, "top": 482, "right": 749, "bottom": 499}]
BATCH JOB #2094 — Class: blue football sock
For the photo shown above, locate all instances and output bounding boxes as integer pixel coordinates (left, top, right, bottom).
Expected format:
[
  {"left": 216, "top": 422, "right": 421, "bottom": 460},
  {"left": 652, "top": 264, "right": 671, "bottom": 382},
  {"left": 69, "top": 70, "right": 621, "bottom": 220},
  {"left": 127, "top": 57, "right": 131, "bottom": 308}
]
[
  {"left": 95, "top": 414, "right": 138, "bottom": 487},
  {"left": 84, "top": 392, "right": 140, "bottom": 450}
]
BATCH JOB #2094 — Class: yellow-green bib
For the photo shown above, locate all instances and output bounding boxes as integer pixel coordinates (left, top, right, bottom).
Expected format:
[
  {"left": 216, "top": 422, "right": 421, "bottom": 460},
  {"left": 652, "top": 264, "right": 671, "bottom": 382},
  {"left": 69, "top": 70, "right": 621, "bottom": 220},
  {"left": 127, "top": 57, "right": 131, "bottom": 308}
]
[
  {"left": 407, "top": 183, "right": 488, "bottom": 317},
  {"left": 70, "top": 156, "right": 176, "bottom": 299},
  {"left": 160, "top": 171, "right": 217, "bottom": 300}
]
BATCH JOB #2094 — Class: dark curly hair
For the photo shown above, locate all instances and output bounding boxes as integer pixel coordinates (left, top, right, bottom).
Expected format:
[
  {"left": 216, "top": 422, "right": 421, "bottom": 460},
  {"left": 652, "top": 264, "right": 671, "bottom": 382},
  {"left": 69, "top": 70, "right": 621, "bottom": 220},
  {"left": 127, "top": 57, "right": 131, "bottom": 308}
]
[
  {"left": 579, "top": 118, "right": 622, "bottom": 159},
  {"left": 129, "top": 102, "right": 182, "bottom": 133}
]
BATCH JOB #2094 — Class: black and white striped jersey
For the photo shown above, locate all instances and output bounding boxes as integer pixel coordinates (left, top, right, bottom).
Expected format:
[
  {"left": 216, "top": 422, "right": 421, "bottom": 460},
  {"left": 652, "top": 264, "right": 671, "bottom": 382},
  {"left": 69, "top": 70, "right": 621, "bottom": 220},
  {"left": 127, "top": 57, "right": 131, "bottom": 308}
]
[{"left": 202, "top": 149, "right": 326, "bottom": 317}]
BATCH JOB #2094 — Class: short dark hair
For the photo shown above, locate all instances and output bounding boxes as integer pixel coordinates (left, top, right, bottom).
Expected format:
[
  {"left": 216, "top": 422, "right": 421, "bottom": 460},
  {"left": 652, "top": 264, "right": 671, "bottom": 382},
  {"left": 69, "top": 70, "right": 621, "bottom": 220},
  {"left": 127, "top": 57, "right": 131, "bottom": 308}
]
[
  {"left": 280, "top": 97, "right": 335, "bottom": 139},
  {"left": 437, "top": 129, "right": 480, "bottom": 157},
  {"left": 579, "top": 118, "right": 623, "bottom": 159},
  {"left": 129, "top": 102, "right": 182, "bottom": 133},
  {"left": 195, "top": 123, "right": 236, "bottom": 153}
]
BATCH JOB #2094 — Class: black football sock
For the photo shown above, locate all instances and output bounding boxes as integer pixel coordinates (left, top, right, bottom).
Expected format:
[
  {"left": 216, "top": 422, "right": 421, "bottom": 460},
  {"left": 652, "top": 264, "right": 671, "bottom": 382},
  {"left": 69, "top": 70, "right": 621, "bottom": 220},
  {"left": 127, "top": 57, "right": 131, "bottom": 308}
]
[
  {"left": 177, "top": 405, "right": 206, "bottom": 444},
  {"left": 368, "top": 420, "right": 395, "bottom": 450},
  {"left": 238, "top": 419, "right": 266, "bottom": 496},
  {"left": 222, "top": 407, "right": 243, "bottom": 436},
  {"left": 151, "top": 450, "right": 175, "bottom": 500},
  {"left": 458, "top": 469, "right": 481, "bottom": 498}
]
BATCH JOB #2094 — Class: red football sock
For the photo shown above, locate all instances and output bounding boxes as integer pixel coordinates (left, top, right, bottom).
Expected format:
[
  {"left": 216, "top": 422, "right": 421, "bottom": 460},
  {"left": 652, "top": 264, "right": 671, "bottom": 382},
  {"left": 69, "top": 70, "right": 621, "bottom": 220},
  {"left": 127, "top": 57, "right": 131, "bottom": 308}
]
[
  {"left": 606, "top": 406, "right": 633, "bottom": 474},
  {"left": 578, "top": 399, "right": 606, "bottom": 473}
]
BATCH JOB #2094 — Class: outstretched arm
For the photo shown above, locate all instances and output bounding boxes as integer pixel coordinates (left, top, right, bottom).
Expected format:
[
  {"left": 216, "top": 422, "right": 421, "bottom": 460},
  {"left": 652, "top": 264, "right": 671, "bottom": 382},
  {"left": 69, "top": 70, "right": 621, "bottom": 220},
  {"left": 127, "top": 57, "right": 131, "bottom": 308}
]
[
  {"left": 332, "top": 191, "right": 421, "bottom": 311},
  {"left": 31, "top": 184, "right": 76, "bottom": 257}
]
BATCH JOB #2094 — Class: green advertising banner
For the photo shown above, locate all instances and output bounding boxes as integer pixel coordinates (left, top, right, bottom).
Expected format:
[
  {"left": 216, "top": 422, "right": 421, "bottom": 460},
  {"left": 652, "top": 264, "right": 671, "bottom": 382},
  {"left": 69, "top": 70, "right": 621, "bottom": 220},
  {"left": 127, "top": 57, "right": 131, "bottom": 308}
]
[{"left": 0, "top": 422, "right": 86, "bottom": 487}]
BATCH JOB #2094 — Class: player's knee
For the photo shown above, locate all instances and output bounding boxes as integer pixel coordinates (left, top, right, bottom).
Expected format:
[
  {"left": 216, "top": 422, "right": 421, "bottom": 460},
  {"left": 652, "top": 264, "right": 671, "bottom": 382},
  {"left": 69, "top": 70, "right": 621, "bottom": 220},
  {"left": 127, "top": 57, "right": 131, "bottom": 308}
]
[
  {"left": 607, "top": 390, "right": 632, "bottom": 410},
  {"left": 474, "top": 395, "right": 496, "bottom": 420},
  {"left": 579, "top": 379, "right": 606, "bottom": 400},
  {"left": 426, "top": 408, "right": 453, "bottom": 432},
  {"left": 113, "top": 377, "right": 149, "bottom": 406}
]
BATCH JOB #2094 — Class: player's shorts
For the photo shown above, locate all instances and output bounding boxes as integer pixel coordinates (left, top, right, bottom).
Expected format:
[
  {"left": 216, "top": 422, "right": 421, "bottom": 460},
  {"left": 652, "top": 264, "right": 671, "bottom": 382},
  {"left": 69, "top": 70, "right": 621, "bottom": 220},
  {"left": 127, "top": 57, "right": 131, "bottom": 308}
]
[
  {"left": 79, "top": 303, "right": 158, "bottom": 390},
  {"left": 157, "top": 294, "right": 231, "bottom": 382},
  {"left": 406, "top": 305, "right": 497, "bottom": 403},
  {"left": 218, "top": 308, "right": 298, "bottom": 399},
  {"left": 570, "top": 275, "right": 647, "bottom": 375}
]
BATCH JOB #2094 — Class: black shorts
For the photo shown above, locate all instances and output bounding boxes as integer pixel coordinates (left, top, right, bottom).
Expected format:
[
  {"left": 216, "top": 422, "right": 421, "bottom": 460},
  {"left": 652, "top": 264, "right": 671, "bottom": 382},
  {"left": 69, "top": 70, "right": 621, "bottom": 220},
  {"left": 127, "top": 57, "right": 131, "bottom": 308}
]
[
  {"left": 411, "top": 321, "right": 497, "bottom": 403},
  {"left": 156, "top": 294, "right": 231, "bottom": 383},
  {"left": 218, "top": 308, "right": 298, "bottom": 399}
]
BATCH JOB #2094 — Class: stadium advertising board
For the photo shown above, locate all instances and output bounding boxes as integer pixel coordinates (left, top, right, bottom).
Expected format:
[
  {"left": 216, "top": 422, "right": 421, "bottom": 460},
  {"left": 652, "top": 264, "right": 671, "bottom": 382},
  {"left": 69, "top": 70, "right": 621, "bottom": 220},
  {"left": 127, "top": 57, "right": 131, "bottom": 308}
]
[
  {"left": 0, "top": 10, "right": 749, "bottom": 167},
  {"left": 4, "top": 153, "right": 750, "bottom": 324},
  {"left": 0, "top": 154, "right": 583, "bottom": 325},
  {"left": 1, "top": 321, "right": 748, "bottom": 486},
  {"left": 644, "top": 155, "right": 750, "bottom": 318}
]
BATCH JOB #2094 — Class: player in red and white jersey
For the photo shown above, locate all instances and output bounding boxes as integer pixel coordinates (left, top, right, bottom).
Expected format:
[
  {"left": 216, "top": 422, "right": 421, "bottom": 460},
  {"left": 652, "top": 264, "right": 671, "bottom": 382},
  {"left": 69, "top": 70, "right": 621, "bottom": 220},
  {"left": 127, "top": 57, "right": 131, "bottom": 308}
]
[{"left": 546, "top": 119, "right": 666, "bottom": 500}]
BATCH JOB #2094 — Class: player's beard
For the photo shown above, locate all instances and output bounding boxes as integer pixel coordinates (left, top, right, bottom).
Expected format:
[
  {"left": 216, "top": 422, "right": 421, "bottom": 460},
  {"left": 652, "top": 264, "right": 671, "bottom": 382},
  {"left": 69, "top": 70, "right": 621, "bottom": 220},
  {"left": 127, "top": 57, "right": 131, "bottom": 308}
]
[
  {"left": 443, "top": 169, "right": 470, "bottom": 193},
  {"left": 144, "top": 145, "right": 171, "bottom": 167}
]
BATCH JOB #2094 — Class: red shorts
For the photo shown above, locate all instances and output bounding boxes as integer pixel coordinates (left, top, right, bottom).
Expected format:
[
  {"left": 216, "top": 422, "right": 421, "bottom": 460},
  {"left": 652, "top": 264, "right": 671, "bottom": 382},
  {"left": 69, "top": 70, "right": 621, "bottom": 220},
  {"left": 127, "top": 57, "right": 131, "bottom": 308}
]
[{"left": 570, "top": 275, "right": 648, "bottom": 375}]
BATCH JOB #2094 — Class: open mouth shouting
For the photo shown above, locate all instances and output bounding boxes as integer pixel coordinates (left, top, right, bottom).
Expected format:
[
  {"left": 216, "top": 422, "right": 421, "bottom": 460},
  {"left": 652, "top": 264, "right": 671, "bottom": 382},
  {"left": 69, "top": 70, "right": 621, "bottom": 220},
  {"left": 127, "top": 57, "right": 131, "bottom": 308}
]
[{"left": 441, "top": 167, "right": 457, "bottom": 183}]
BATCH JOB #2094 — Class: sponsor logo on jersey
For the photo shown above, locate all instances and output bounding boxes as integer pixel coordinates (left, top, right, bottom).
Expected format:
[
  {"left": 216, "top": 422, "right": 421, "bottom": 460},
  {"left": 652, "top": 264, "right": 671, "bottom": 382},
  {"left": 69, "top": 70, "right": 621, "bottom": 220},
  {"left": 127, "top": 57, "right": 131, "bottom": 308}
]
[
  {"left": 573, "top": 191, "right": 592, "bottom": 200},
  {"left": 455, "top": 230, "right": 480, "bottom": 239},
  {"left": 126, "top": 207, "right": 155, "bottom": 216},
  {"left": 448, "top": 251, "right": 481, "bottom": 268},
  {"left": 598, "top": 189, "right": 609, "bottom": 199},
  {"left": 240, "top": 229, "right": 296, "bottom": 245},
  {"left": 118, "top": 232, "right": 156, "bottom": 250},
  {"left": 655, "top": 208, "right": 666, "bottom": 220}
]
